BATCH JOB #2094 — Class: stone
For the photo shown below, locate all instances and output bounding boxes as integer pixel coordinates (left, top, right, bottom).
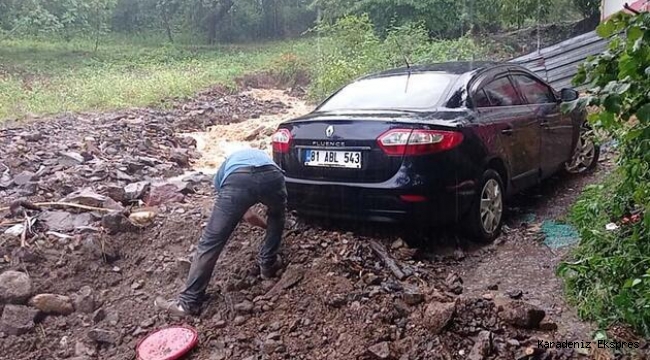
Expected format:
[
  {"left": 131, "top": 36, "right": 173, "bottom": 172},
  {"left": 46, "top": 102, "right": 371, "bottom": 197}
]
[
  {"left": 104, "top": 185, "right": 126, "bottom": 202},
  {"left": 487, "top": 284, "right": 499, "bottom": 291},
  {"left": 29, "top": 294, "right": 74, "bottom": 315},
  {"left": 40, "top": 211, "right": 94, "bottom": 232},
  {"left": 101, "top": 211, "right": 136, "bottom": 235},
  {"left": 87, "top": 328, "right": 121, "bottom": 345},
  {"left": 75, "top": 341, "right": 96, "bottom": 357},
  {"left": 0, "top": 271, "right": 32, "bottom": 304},
  {"left": 62, "top": 188, "right": 121, "bottom": 209},
  {"left": 170, "top": 150, "right": 190, "bottom": 167},
  {"left": 146, "top": 184, "right": 185, "bottom": 206},
  {"left": 267, "top": 332, "right": 282, "bottom": 341},
  {"left": 92, "top": 309, "right": 106, "bottom": 324},
  {"left": 12, "top": 171, "right": 36, "bottom": 186},
  {"left": 367, "top": 341, "right": 391, "bottom": 359},
  {"left": 363, "top": 273, "right": 382, "bottom": 286},
  {"left": 123, "top": 181, "right": 150, "bottom": 201},
  {"left": 468, "top": 330, "right": 493, "bottom": 360},
  {"left": 402, "top": 285, "right": 424, "bottom": 306},
  {"left": 59, "top": 152, "right": 85, "bottom": 166},
  {"left": 506, "top": 290, "right": 523, "bottom": 300},
  {"left": 74, "top": 286, "right": 96, "bottom": 314},
  {"left": 423, "top": 301, "right": 456, "bottom": 334},
  {"left": 233, "top": 316, "right": 248, "bottom": 326},
  {"left": 498, "top": 300, "right": 545, "bottom": 329},
  {"left": 234, "top": 300, "right": 254, "bottom": 314},
  {"left": 0, "top": 305, "right": 37, "bottom": 335},
  {"left": 82, "top": 236, "right": 119, "bottom": 263},
  {"left": 214, "top": 320, "right": 227, "bottom": 329},
  {"left": 445, "top": 273, "right": 463, "bottom": 295},
  {"left": 276, "top": 265, "right": 304, "bottom": 290}
]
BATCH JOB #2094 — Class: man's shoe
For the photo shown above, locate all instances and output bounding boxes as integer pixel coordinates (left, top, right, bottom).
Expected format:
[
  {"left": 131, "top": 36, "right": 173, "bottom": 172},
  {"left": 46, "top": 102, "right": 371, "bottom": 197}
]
[
  {"left": 154, "top": 297, "right": 193, "bottom": 317},
  {"left": 260, "top": 255, "right": 283, "bottom": 280}
]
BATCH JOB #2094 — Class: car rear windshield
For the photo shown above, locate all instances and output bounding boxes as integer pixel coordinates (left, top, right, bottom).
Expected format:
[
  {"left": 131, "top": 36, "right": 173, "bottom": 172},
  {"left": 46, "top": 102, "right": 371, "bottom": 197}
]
[{"left": 318, "top": 72, "right": 456, "bottom": 111}]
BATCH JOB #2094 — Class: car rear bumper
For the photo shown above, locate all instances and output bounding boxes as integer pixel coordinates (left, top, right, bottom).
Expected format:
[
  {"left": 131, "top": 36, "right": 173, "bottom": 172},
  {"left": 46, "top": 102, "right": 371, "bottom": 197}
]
[{"left": 285, "top": 177, "right": 476, "bottom": 224}]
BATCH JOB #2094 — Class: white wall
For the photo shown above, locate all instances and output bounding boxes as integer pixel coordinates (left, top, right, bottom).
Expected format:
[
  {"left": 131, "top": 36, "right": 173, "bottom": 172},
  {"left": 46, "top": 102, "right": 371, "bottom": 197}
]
[{"left": 602, "top": 0, "right": 650, "bottom": 20}]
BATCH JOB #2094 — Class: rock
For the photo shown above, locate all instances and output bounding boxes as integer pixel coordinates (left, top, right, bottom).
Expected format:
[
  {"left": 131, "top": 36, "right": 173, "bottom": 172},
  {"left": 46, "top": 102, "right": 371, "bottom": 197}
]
[
  {"left": 82, "top": 236, "right": 119, "bottom": 263},
  {"left": 506, "top": 289, "right": 523, "bottom": 300},
  {"left": 105, "top": 310, "right": 119, "bottom": 326},
  {"left": 214, "top": 320, "right": 227, "bottom": 328},
  {"left": 468, "top": 330, "right": 493, "bottom": 360},
  {"left": 363, "top": 273, "right": 382, "bottom": 286},
  {"left": 402, "top": 285, "right": 424, "bottom": 306},
  {"left": 74, "top": 286, "right": 96, "bottom": 314},
  {"left": 12, "top": 171, "right": 36, "bottom": 186},
  {"left": 422, "top": 301, "right": 456, "bottom": 334},
  {"left": 21, "top": 132, "right": 43, "bottom": 142},
  {"left": 62, "top": 188, "right": 121, "bottom": 209},
  {"left": 539, "top": 321, "right": 558, "bottom": 331},
  {"left": 267, "top": 332, "right": 282, "bottom": 341},
  {"left": 487, "top": 284, "right": 499, "bottom": 291},
  {"left": 445, "top": 273, "right": 463, "bottom": 295},
  {"left": 140, "top": 317, "right": 155, "bottom": 328},
  {"left": 367, "top": 342, "right": 391, "bottom": 359},
  {"left": 391, "top": 238, "right": 406, "bottom": 250},
  {"left": 131, "top": 280, "right": 144, "bottom": 290},
  {"left": 234, "top": 300, "right": 254, "bottom": 314},
  {"left": 29, "top": 294, "right": 74, "bottom": 315},
  {"left": 92, "top": 309, "right": 106, "bottom": 324},
  {"left": 123, "top": 181, "right": 150, "bottom": 201},
  {"left": 233, "top": 316, "right": 248, "bottom": 326},
  {"left": 0, "top": 305, "right": 37, "bottom": 335},
  {"left": 101, "top": 211, "right": 136, "bottom": 235},
  {"left": 146, "top": 183, "right": 185, "bottom": 206},
  {"left": 59, "top": 151, "right": 85, "bottom": 166},
  {"left": 498, "top": 300, "right": 545, "bottom": 329},
  {"left": 40, "top": 211, "right": 94, "bottom": 232},
  {"left": 482, "top": 293, "right": 494, "bottom": 301},
  {"left": 103, "top": 185, "right": 126, "bottom": 202},
  {"left": 0, "top": 271, "right": 32, "bottom": 304},
  {"left": 453, "top": 249, "right": 465, "bottom": 261},
  {"left": 271, "top": 265, "right": 303, "bottom": 292},
  {"left": 170, "top": 150, "right": 190, "bottom": 167},
  {"left": 75, "top": 341, "right": 96, "bottom": 357},
  {"left": 87, "top": 328, "right": 121, "bottom": 345}
]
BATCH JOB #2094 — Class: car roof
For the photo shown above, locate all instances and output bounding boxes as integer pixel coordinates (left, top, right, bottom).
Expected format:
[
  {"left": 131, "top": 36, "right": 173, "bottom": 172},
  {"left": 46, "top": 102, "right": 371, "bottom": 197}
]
[{"left": 362, "top": 61, "right": 511, "bottom": 79}]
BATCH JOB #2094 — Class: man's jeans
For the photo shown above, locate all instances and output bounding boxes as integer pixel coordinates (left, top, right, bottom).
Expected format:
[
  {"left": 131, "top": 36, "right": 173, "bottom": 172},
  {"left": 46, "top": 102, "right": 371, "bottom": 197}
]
[{"left": 178, "top": 165, "right": 286, "bottom": 311}]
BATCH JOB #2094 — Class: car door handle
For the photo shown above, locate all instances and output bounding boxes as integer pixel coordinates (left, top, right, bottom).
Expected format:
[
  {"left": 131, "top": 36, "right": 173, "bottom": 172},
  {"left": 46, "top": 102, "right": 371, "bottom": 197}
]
[{"left": 501, "top": 127, "right": 513, "bottom": 135}]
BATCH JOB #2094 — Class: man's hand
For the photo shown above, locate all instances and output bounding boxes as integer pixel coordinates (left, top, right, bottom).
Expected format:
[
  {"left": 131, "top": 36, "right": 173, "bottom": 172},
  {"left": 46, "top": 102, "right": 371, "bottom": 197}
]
[{"left": 243, "top": 208, "right": 267, "bottom": 229}]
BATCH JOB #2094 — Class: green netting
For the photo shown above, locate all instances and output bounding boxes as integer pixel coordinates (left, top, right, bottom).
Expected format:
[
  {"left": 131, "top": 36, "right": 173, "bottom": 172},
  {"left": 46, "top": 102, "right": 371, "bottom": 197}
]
[{"left": 541, "top": 220, "right": 580, "bottom": 249}]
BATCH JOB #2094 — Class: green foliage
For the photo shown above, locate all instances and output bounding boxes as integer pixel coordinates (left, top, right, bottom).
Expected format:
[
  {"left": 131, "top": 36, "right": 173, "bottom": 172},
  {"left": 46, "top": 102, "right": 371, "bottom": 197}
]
[
  {"left": 560, "top": 12, "right": 650, "bottom": 337},
  {"left": 307, "top": 15, "right": 487, "bottom": 101},
  {"left": 572, "top": 0, "right": 600, "bottom": 19}
]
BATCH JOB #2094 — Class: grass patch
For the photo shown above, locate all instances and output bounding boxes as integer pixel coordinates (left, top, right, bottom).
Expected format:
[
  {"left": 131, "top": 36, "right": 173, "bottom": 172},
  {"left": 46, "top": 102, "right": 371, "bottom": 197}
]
[
  {"left": 0, "top": 37, "right": 313, "bottom": 121},
  {"left": 558, "top": 174, "right": 650, "bottom": 337}
]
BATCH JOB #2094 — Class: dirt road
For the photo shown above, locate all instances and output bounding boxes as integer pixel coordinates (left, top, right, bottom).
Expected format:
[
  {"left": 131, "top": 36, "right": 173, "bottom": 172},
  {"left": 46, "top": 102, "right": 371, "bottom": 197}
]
[{"left": 0, "top": 86, "right": 637, "bottom": 360}]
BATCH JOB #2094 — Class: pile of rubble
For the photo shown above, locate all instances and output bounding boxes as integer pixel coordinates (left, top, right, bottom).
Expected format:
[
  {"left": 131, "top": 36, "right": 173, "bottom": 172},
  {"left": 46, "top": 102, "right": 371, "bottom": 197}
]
[{"left": 1, "top": 86, "right": 639, "bottom": 360}]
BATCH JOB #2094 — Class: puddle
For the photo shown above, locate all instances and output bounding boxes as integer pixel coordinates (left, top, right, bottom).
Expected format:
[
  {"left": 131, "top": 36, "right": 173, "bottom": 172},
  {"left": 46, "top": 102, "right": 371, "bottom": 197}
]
[{"left": 182, "top": 89, "right": 312, "bottom": 173}]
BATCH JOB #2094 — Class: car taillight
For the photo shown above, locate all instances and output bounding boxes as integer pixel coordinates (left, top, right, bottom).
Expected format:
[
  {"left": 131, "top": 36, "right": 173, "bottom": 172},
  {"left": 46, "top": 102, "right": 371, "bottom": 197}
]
[
  {"left": 377, "top": 129, "right": 463, "bottom": 156},
  {"left": 271, "top": 129, "right": 292, "bottom": 153}
]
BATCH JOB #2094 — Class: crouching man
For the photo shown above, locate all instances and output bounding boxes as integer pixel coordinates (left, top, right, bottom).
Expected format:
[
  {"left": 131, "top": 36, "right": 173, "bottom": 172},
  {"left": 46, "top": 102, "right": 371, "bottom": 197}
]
[{"left": 156, "top": 148, "right": 287, "bottom": 316}]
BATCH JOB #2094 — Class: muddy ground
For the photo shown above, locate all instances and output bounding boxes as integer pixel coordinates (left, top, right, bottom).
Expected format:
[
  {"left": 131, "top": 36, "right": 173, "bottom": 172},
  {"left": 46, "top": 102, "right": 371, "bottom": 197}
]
[{"left": 0, "top": 85, "right": 646, "bottom": 360}]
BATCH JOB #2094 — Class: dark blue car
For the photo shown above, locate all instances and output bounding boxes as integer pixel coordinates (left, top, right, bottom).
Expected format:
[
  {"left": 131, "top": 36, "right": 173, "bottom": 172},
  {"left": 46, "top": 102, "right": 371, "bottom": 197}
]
[{"left": 271, "top": 62, "right": 598, "bottom": 242}]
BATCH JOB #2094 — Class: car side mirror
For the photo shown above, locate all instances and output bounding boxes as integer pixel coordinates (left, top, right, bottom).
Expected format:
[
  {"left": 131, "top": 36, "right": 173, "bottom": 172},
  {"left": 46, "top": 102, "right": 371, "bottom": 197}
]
[{"left": 560, "top": 88, "right": 579, "bottom": 102}]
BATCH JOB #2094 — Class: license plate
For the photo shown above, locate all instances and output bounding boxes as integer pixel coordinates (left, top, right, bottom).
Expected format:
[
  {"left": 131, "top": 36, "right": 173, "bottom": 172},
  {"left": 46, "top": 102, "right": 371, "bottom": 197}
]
[{"left": 304, "top": 150, "right": 362, "bottom": 169}]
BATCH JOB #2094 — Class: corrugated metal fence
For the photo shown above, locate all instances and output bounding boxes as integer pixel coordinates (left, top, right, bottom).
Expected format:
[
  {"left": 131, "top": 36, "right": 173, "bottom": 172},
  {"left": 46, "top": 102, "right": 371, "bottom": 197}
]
[{"left": 509, "top": 30, "right": 609, "bottom": 90}]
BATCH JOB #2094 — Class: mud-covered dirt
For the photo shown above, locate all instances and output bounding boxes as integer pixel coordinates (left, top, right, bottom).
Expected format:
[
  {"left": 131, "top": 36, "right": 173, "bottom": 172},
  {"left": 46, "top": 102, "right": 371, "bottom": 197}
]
[{"left": 0, "top": 86, "right": 646, "bottom": 360}]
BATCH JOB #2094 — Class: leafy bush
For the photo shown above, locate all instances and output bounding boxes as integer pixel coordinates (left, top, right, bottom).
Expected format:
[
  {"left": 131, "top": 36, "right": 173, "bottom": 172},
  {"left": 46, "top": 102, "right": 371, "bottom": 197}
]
[
  {"left": 559, "top": 12, "right": 650, "bottom": 337},
  {"left": 307, "top": 15, "right": 487, "bottom": 101}
]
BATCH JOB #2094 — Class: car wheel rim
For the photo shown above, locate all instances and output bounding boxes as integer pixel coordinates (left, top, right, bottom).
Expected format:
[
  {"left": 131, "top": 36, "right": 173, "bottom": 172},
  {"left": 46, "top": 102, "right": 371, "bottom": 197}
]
[
  {"left": 480, "top": 179, "right": 503, "bottom": 235},
  {"left": 566, "top": 127, "right": 596, "bottom": 173}
]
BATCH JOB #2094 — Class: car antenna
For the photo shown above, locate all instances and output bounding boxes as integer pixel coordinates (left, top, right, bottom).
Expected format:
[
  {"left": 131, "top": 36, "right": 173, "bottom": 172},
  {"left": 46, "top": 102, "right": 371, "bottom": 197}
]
[{"left": 394, "top": 38, "right": 411, "bottom": 70}]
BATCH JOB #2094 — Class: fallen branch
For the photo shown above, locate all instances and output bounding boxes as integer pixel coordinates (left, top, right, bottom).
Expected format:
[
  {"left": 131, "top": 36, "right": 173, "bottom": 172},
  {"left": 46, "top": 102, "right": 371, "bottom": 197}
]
[
  {"left": 368, "top": 239, "right": 408, "bottom": 281},
  {"left": 0, "top": 201, "right": 114, "bottom": 214}
]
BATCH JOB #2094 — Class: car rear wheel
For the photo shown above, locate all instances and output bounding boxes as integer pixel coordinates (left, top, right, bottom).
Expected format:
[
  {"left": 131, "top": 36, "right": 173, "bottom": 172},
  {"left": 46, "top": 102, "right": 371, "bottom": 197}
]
[{"left": 463, "top": 169, "right": 504, "bottom": 243}]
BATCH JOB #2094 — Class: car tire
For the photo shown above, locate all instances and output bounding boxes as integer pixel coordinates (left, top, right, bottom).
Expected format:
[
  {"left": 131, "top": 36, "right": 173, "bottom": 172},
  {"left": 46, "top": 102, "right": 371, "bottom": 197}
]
[
  {"left": 463, "top": 169, "right": 505, "bottom": 243},
  {"left": 564, "top": 122, "right": 600, "bottom": 174}
]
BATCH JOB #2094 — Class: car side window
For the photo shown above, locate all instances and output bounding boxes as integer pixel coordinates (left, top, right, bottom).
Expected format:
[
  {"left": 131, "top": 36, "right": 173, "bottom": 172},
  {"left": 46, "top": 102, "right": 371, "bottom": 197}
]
[
  {"left": 512, "top": 75, "right": 556, "bottom": 104},
  {"left": 476, "top": 77, "right": 522, "bottom": 107},
  {"left": 473, "top": 89, "right": 491, "bottom": 108}
]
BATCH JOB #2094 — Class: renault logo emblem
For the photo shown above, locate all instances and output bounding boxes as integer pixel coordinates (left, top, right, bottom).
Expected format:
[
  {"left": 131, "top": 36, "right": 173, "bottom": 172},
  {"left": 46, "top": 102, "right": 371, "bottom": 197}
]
[{"left": 325, "top": 125, "right": 334, "bottom": 137}]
